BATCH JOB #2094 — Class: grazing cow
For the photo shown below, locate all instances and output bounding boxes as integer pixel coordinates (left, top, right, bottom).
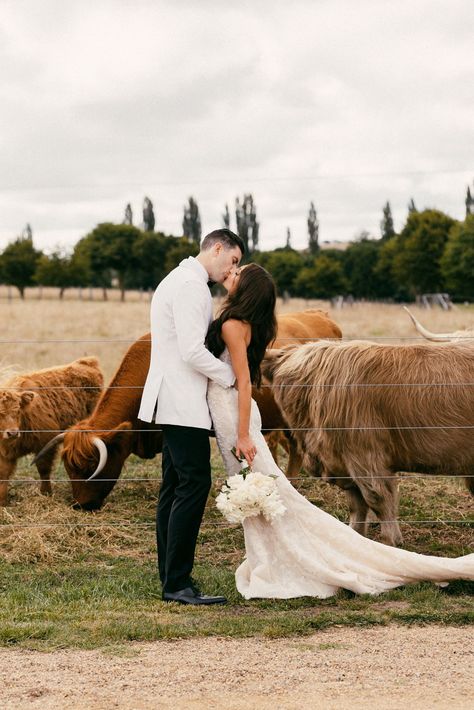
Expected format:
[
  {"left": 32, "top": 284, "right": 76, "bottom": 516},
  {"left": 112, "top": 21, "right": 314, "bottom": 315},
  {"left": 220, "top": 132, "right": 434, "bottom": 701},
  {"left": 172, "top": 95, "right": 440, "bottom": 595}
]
[
  {"left": 265, "top": 309, "right": 342, "bottom": 474},
  {"left": 404, "top": 306, "right": 474, "bottom": 343},
  {"left": 0, "top": 357, "right": 103, "bottom": 505},
  {"left": 35, "top": 310, "right": 342, "bottom": 510},
  {"left": 262, "top": 340, "right": 474, "bottom": 546},
  {"left": 33, "top": 334, "right": 162, "bottom": 510}
]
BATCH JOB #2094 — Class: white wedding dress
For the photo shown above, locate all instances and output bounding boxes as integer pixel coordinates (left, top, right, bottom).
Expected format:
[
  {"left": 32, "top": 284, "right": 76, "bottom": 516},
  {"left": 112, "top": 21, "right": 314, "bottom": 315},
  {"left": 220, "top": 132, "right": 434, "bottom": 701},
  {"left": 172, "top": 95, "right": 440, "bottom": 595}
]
[{"left": 207, "top": 350, "right": 474, "bottom": 599}]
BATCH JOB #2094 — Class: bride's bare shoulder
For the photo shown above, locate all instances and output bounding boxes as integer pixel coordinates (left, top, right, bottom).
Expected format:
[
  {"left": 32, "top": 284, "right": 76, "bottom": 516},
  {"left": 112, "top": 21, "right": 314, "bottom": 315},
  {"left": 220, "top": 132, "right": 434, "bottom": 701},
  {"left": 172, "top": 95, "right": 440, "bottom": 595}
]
[{"left": 221, "top": 319, "right": 251, "bottom": 345}]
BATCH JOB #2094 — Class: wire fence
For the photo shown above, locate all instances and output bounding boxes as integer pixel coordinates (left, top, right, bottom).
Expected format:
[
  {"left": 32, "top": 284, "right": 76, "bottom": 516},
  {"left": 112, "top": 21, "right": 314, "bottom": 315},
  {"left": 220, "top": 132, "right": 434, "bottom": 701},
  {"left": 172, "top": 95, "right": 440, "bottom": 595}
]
[
  {"left": 1, "top": 521, "right": 472, "bottom": 529},
  {"left": 1, "top": 335, "right": 474, "bottom": 343},
  {"left": 1, "top": 333, "right": 473, "bottom": 532}
]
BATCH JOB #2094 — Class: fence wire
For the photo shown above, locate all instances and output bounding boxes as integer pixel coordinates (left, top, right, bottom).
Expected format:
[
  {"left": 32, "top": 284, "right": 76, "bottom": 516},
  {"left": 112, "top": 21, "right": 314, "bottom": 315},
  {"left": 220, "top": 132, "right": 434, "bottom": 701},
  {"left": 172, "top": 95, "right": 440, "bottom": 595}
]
[
  {"left": 1, "top": 335, "right": 474, "bottom": 344},
  {"left": 2, "top": 382, "right": 474, "bottom": 390},
  {"left": 1, "top": 333, "right": 473, "bottom": 533},
  {"left": 1, "top": 520, "right": 472, "bottom": 530},
  {"left": 3, "top": 425, "right": 474, "bottom": 434}
]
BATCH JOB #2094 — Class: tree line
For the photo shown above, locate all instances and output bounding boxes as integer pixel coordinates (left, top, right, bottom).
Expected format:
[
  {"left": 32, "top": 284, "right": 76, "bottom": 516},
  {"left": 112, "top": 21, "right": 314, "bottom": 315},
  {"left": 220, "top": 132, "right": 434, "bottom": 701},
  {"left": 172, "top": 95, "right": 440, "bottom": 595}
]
[{"left": 0, "top": 194, "right": 473, "bottom": 302}]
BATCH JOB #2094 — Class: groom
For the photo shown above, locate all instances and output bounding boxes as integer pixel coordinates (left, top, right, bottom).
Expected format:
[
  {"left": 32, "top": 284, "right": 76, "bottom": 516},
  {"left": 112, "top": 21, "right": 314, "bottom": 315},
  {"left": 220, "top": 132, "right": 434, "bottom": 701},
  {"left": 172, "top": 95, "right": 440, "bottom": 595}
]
[{"left": 138, "top": 229, "right": 245, "bottom": 605}]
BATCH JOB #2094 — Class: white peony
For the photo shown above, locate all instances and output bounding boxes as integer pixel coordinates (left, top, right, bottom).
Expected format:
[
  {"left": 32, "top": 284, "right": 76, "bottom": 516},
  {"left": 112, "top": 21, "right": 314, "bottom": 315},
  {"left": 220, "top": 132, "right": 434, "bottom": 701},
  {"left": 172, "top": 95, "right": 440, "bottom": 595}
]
[{"left": 216, "top": 470, "right": 286, "bottom": 525}]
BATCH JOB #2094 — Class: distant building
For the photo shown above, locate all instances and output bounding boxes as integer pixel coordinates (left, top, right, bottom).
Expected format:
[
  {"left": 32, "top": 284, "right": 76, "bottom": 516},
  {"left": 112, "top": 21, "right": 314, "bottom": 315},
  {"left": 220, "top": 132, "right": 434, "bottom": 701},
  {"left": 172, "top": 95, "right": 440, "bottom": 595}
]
[{"left": 320, "top": 240, "right": 350, "bottom": 251}]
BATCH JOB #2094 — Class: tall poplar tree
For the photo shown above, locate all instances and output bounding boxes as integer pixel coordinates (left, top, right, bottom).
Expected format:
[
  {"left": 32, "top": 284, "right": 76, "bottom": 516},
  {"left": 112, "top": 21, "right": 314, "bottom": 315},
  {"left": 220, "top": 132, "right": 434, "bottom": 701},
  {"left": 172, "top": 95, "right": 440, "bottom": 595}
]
[
  {"left": 123, "top": 203, "right": 133, "bottom": 225},
  {"left": 143, "top": 197, "right": 155, "bottom": 232},
  {"left": 408, "top": 198, "right": 417, "bottom": 214},
  {"left": 222, "top": 204, "right": 230, "bottom": 228},
  {"left": 307, "top": 201, "right": 319, "bottom": 254},
  {"left": 235, "top": 194, "right": 259, "bottom": 253},
  {"left": 380, "top": 201, "right": 395, "bottom": 240},
  {"left": 182, "top": 196, "right": 202, "bottom": 245}
]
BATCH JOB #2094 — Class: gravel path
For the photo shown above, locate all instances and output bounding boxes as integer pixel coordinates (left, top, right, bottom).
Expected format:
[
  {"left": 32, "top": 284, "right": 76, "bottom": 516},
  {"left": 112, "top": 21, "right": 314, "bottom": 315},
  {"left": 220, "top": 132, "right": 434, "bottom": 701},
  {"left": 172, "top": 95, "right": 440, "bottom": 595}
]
[{"left": 1, "top": 625, "right": 473, "bottom": 709}]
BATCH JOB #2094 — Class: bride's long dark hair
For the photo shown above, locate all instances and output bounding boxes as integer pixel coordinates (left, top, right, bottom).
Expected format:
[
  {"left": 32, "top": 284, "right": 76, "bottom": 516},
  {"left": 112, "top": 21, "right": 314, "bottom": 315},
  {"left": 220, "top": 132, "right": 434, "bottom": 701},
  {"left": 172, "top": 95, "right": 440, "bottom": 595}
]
[{"left": 206, "top": 263, "right": 277, "bottom": 387}]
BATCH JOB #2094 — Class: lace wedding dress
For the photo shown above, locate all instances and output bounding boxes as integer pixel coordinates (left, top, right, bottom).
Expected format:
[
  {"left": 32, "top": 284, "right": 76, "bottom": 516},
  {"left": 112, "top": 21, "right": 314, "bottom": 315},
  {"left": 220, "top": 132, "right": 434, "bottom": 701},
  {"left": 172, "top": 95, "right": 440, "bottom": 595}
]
[{"left": 207, "top": 350, "right": 474, "bottom": 599}]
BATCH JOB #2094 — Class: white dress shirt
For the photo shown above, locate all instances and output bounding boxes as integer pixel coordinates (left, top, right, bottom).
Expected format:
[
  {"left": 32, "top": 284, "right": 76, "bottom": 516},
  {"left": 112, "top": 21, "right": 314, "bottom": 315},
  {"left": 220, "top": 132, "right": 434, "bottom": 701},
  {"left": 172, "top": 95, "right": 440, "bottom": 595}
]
[{"left": 138, "top": 256, "right": 235, "bottom": 429}]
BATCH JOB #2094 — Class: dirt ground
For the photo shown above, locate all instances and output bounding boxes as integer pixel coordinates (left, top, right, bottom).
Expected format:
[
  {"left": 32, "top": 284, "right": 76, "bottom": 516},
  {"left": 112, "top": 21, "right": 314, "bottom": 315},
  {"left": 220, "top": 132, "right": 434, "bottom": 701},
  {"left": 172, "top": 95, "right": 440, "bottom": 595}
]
[{"left": 1, "top": 625, "right": 473, "bottom": 709}]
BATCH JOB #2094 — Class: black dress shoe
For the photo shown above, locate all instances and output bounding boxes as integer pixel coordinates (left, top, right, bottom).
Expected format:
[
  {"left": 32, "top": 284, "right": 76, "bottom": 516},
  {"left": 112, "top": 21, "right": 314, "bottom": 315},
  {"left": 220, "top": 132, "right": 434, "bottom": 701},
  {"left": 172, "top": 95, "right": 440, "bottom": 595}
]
[{"left": 162, "top": 587, "right": 227, "bottom": 605}]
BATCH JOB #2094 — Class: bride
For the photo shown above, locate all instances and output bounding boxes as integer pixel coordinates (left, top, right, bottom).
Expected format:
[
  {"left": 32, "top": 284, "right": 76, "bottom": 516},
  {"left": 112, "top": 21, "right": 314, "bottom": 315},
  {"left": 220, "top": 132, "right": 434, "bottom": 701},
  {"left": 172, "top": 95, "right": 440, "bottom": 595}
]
[{"left": 206, "top": 263, "right": 474, "bottom": 599}]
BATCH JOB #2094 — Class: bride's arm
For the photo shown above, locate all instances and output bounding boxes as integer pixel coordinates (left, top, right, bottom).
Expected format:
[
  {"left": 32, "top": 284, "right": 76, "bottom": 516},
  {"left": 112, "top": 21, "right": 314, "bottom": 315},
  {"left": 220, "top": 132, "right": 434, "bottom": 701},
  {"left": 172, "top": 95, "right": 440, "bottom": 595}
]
[{"left": 221, "top": 319, "right": 257, "bottom": 466}]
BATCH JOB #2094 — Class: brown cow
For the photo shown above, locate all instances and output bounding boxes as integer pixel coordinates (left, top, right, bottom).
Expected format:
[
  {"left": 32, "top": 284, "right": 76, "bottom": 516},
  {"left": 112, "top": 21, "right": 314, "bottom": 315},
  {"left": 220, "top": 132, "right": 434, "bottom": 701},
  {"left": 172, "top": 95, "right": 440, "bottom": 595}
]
[
  {"left": 262, "top": 340, "right": 474, "bottom": 546},
  {"left": 33, "top": 334, "right": 162, "bottom": 510},
  {"left": 35, "top": 310, "right": 342, "bottom": 510},
  {"left": 0, "top": 357, "right": 103, "bottom": 505},
  {"left": 272, "top": 309, "right": 342, "bottom": 348}
]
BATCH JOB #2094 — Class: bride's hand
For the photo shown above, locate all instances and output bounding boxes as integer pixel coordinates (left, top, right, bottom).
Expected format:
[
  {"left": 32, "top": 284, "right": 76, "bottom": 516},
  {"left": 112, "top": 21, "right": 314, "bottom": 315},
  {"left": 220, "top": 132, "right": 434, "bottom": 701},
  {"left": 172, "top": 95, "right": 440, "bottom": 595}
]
[{"left": 236, "top": 435, "right": 257, "bottom": 467}]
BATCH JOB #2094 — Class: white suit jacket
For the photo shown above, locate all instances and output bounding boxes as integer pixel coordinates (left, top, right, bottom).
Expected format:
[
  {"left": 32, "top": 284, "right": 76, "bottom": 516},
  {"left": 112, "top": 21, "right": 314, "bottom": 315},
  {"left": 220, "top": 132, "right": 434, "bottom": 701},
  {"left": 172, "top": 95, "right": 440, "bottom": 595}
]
[{"left": 138, "top": 257, "right": 235, "bottom": 429}]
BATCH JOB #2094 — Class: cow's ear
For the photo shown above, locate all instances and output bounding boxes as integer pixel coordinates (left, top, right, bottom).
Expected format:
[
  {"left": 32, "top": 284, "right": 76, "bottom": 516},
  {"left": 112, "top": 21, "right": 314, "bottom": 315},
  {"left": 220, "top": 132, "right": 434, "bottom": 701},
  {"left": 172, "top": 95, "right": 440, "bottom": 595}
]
[
  {"left": 261, "top": 349, "right": 282, "bottom": 382},
  {"left": 102, "top": 421, "right": 133, "bottom": 445},
  {"left": 20, "top": 391, "right": 36, "bottom": 407}
]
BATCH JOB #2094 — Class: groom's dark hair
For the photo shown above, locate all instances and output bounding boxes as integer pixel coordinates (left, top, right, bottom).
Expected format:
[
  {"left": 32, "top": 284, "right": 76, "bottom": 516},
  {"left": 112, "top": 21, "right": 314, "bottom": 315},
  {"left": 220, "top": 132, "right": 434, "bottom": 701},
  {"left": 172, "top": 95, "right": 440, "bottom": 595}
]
[{"left": 201, "top": 229, "right": 245, "bottom": 256}]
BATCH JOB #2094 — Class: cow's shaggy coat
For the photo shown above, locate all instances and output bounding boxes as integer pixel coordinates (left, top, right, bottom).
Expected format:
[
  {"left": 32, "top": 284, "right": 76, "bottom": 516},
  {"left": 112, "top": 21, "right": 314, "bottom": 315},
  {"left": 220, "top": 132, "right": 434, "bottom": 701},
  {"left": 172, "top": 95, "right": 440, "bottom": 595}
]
[
  {"left": 263, "top": 340, "right": 474, "bottom": 546},
  {"left": 0, "top": 357, "right": 103, "bottom": 504}
]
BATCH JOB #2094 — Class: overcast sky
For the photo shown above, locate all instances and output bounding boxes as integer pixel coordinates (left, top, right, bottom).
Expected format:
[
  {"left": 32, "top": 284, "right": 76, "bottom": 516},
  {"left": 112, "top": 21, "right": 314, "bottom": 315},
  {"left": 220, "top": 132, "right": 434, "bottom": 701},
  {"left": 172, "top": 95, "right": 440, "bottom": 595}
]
[{"left": 1, "top": 0, "right": 473, "bottom": 253}]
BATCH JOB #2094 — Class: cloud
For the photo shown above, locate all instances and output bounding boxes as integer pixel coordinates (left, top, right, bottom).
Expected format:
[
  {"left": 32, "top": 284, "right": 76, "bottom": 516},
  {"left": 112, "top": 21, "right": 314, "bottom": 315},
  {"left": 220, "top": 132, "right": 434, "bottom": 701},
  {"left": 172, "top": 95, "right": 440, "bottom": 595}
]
[{"left": 0, "top": 0, "right": 472, "bottom": 252}]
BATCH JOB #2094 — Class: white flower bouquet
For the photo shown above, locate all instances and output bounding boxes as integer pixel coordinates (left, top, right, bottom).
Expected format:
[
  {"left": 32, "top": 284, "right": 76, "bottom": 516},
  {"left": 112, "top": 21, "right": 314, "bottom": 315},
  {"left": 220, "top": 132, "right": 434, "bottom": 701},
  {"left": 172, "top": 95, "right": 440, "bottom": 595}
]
[{"left": 216, "top": 448, "right": 286, "bottom": 525}]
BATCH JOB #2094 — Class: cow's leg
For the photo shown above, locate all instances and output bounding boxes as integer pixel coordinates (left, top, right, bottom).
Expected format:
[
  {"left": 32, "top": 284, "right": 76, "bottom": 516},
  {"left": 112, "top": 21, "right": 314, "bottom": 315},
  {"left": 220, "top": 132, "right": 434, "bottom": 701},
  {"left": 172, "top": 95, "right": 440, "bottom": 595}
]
[
  {"left": 465, "top": 474, "right": 474, "bottom": 497},
  {"left": 284, "top": 435, "right": 303, "bottom": 478},
  {"left": 34, "top": 447, "right": 56, "bottom": 496},
  {"left": 0, "top": 457, "right": 16, "bottom": 506},
  {"left": 346, "top": 485, "right": 369, "bottom": 538}
]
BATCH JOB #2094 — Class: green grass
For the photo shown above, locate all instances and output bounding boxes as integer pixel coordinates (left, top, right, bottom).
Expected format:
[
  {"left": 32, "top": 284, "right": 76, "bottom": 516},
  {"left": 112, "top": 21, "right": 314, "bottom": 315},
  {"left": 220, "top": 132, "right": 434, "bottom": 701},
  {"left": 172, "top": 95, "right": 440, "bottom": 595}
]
[{"left": 0, "top": 445, "right": 472, "bottom": 649}]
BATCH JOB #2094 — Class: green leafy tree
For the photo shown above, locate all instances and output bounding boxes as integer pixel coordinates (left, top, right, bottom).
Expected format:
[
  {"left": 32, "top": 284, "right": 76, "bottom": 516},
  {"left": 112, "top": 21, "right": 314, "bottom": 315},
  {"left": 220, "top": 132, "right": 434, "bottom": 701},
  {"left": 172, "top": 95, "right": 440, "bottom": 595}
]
[
  {"left": 35, "top": 249, "right": 86, "bottom": 299},
  {"left": 130, "top": 232, "right": 175, "bottom": 290},
  {"left": 72, "top": 234, "right": 112, "bottom": 298},
  {"left": 165, "top": 237, "right": 199, "bottom": 274},
  {"left": 393, "top": 209, "right": 456, "bottom": 296},
  {"left": 182, "top": 197, "right": 202, "bottom": 246},
  {"left": 294, "top": 254, "right": 348, "bottom": 299},
  {"left": 344, "top": 238, "right": 385, "bottom": 298},
  {"left": 102, "top": 223, "right": 141, "bottom": 300},
  {"left": 0, "top": 236, "right": 42, "bottom": 298},
  {"left": 440, "top": 215, "right": 474, "bottom": 301},
  {"left": 373, "top": 235, "right": 409, "bottom": 300},
  {"left": 74, "top": 223, "right": 141, "bottom": 300},
  {"left": 260, "top": 249, "right": 304, "bottom": 296}
]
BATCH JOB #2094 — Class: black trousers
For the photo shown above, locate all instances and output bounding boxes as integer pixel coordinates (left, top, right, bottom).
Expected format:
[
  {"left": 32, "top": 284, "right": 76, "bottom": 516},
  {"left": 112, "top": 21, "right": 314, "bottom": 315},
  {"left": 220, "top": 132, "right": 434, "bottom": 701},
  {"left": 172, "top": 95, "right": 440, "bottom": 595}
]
[{"left": 157, "top": 425, "right": 211, "bottom": 593}]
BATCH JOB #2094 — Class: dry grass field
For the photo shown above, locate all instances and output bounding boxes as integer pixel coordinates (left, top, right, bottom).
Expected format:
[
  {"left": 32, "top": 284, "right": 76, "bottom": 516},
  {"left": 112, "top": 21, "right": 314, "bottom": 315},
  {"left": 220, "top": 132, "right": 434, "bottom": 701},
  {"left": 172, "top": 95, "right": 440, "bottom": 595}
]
[
  {"left": 2, "top": 292, "right": 473, "bottom": 378},
  {"left": 0, "top": 294, "right": 472, "bottom": 648}
]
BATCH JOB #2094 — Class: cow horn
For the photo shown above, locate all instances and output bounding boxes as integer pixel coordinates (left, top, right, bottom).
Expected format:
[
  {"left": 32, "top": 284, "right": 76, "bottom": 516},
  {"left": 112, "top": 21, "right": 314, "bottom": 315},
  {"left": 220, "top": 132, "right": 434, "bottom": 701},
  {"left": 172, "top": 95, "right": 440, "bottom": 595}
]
[
  {"left": 31, "top": 432, "right": 66, "bottom": 465},
  {"left": 86, "top": 437, "right": 108, "bottom": 480},
  {"left": 403, "top": 306, "right": 453, "bottom": 342}
]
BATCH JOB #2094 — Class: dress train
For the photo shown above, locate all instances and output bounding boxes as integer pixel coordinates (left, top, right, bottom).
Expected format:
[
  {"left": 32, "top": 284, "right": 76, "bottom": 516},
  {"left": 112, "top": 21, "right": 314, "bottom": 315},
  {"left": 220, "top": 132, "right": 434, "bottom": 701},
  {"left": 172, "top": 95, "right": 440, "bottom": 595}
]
[{"left": 207, "top": 367, "right": 474, "bottom": 599}]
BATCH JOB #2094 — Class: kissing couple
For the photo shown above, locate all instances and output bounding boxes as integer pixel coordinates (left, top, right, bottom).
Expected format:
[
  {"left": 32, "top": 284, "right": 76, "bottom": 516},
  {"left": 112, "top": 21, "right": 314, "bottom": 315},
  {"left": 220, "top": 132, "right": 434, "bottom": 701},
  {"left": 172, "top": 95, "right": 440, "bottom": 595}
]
[{"left": 138, "top": 229, "right": 474, "bottom": 605}]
